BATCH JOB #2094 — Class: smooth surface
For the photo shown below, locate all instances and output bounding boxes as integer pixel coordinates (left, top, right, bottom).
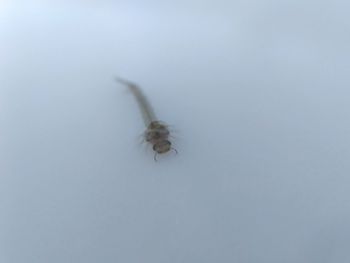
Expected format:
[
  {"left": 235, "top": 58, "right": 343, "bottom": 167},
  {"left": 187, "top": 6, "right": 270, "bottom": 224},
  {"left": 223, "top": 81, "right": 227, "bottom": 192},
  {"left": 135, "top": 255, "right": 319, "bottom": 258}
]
[{"left": 1, "top": 1, "right": 350, "bottom": 262}]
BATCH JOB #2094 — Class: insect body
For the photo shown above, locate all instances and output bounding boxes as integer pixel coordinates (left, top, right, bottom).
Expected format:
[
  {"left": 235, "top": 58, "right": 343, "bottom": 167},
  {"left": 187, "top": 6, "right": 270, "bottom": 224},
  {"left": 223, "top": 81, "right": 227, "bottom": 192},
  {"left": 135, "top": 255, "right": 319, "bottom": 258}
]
[{"left": 116, "top": 77, "right": 176, "bottom": 160}]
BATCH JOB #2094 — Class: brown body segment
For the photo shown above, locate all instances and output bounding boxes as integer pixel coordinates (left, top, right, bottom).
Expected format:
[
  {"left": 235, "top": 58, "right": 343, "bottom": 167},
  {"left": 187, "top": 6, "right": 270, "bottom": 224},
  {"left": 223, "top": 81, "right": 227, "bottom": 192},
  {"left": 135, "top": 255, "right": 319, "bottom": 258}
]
[{"left": 145, "top": 121, "right": 172, "bottom": 154}]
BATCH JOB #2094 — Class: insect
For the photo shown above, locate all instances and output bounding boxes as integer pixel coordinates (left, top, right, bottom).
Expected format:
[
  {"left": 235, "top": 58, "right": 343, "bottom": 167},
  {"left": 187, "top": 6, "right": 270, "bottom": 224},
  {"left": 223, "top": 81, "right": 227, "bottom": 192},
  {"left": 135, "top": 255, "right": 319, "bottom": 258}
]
[{"left": 116, "top": 77, "right": 177, "bottom": 161}]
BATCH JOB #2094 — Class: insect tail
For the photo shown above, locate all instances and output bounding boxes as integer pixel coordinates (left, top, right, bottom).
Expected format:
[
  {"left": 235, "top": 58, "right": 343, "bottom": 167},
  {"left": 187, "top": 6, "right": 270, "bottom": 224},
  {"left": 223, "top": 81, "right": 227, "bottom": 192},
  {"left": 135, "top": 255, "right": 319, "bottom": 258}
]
[{"left": 115, "top": 76, "right": 157, "bottom": 126}]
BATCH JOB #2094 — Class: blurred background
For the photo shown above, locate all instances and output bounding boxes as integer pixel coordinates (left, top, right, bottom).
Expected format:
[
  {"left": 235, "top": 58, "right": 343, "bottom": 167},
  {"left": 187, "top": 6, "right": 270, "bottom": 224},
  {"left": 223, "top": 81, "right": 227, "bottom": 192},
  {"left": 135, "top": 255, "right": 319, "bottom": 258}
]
[{"left": 1, "top": 0, "right": 350, "bottom": 262}]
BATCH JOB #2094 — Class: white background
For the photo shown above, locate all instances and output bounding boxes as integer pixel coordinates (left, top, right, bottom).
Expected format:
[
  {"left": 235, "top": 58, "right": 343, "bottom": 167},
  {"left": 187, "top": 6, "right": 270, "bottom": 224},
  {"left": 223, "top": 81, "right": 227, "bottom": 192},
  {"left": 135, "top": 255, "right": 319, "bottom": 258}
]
[{"left": 1, "top": 0, "right": 350, "bottom": 262}]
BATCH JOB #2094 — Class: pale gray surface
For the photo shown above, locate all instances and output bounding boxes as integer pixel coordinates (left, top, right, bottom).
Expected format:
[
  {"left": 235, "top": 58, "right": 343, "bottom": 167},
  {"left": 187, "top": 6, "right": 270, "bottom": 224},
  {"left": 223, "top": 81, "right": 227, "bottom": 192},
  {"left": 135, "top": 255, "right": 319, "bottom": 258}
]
[{"left": 1, "top": 1, "right": 350, "bottom": 262}]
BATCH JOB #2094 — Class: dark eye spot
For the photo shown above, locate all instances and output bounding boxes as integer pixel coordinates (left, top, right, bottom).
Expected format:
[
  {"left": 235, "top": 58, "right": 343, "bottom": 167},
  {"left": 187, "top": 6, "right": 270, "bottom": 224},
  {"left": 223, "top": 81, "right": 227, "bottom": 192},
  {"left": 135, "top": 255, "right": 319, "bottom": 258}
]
[{"left": 153, "top": 140, "right": 171, "bottom": 154}]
